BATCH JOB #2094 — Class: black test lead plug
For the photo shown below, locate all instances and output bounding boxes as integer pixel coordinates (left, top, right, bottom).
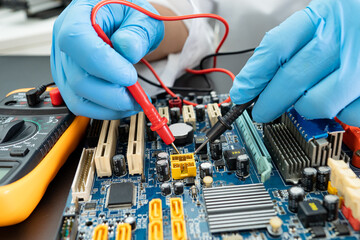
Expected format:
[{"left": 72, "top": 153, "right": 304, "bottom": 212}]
[
  {"left": 194, "top": 99, "right": 255, "bottom": 155},
  {"left": 26, "top": 85, "right": 47, "bottom": 107},
  {"left": 26, "top": 82, "right": 55, "bottom": 107}
]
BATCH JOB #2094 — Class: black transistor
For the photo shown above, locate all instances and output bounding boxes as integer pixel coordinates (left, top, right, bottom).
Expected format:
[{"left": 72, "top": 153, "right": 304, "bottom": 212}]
[
  {"left": 310, "top": 226, "right": 326, "bottom": 238},
  {"left": 298, "top": 200, "right": 327, "bottom": 228},
  {"left": 334, "top": 224, "right": 350, "bottom": 236}
]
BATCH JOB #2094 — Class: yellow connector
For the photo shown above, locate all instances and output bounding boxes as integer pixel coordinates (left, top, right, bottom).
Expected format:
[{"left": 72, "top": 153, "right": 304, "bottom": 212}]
[
  {"left": 149, "top": 199, "right": 163, "bottom": 222},
  {"left": 170, "top": 153, "right": 196, "bottom": 180},
  {"left": 148, "top": 220, "right": 163, "bottom": 240},
  {"left": 171, "top": 219, "right": 187, "bottom": 240},
  {"left": 116, "top": 223, "right": 131, "bottom": 240},
  {"left": 327, "top": 181, "right": 338, "bottom": 195},
  {"left": 170, "top": 198, "right": 184, "bottom": 220},
  {"left": 93, "top": 224, "right": 108, "bottom": 240}
]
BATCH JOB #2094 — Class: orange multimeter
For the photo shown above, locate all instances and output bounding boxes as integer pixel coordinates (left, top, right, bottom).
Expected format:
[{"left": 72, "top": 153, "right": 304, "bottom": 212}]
[{"left": 0, "top": 88, "right": 89, "bottom": 226}]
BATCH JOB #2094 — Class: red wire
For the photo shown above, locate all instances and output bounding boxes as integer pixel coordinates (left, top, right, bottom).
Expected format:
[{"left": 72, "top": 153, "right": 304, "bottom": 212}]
[
  {"left": 143, "top": 59, "right": 234, "bottom": 107},
  {"left": 91, "top": 0, "right": 233, "bottom": 107}
]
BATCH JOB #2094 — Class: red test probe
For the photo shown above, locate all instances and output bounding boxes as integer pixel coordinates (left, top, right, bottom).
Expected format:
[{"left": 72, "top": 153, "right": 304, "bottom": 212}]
[
  {"left": 91, "top": 0, "right": 231, "bottom": 154},
  {"left": 91, "top": 0, "right": 230, "bottom": 153},
  {"left": 91, "top": 3, "right": 179, "bottom": 153}
]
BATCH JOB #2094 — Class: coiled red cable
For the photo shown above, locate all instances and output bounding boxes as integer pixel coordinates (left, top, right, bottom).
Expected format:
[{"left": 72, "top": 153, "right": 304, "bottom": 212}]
[{"left": 91, "top": 0, "right": 234, "bottom": 107}]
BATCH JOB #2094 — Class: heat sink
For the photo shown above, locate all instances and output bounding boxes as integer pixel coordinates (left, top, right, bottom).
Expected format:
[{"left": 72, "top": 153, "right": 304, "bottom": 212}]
[
  {"left": 264, "top": 123, "right": 311, "bottom": 184},
  {"left": 203, "top": 183, "right": 276, "bottom": 233},
  {"left": 283, "top": 108, "right": 345, "bottom": 166}
]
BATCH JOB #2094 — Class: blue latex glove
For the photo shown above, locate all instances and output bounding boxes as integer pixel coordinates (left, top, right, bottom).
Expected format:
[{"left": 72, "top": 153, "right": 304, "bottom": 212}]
[
  {"left": 230, "top": 0, "right": 360, "bottom": 127},
  {"left": 51, "top": 0, "right": 164, "bottom": 119}
]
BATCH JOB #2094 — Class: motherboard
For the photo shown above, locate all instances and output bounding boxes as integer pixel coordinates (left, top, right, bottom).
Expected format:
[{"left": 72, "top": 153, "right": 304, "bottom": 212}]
[{"left": 58, "top": 93, "right": 360, "bottom": 240}]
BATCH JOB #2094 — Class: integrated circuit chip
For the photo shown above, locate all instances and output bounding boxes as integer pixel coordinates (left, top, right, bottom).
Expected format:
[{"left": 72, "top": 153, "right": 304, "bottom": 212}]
[
  {"left": 84, "top": 202, "right": 97, "bottom": 211},
  {"left": 106, "top": 182, "right": 135, "bottom": 209}
]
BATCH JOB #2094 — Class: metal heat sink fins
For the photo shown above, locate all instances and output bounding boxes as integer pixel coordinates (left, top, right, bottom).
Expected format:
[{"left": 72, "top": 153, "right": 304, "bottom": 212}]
[
  {"left": 264, "top": 123, "right": 311, "bottom": 184},
  {"left": 203, "top": 183, "right": 276, "bottom": 233},
  {"left": 283, "top": 108, "right": 345, "bottom": 165}
]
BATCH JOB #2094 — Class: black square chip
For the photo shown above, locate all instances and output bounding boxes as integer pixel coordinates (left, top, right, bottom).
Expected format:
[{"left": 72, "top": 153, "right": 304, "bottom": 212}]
[
  {"left": 106, "top": 182, "right": 135, "bottom": 208},
  {"left": 298, "top": 200, "right": 327, "bottom": 228},
  {"left": 224, "top": 149, "right": 246, "bottom": 170}
]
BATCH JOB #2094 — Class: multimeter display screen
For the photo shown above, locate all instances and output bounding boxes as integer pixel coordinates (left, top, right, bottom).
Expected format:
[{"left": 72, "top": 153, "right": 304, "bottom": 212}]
[{"left": 0, "top": 168, "right": 10, "bottom": 181}]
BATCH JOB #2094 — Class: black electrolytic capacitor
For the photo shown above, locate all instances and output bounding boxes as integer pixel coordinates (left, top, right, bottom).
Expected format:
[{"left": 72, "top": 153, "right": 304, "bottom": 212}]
[
  {"left": 173, "top": 182, "right": 184, "bottom": 195},
  {"left": 210, "top": 139, "right": 222, "bottom": 160},
  {"left": 157, "top": 152, "right": 169, "bottom": 163},
  {"left": 316, "top": 166, "right": 331, "bottom": 191},
  {"left": 188, "top": 92, "right": 196, "bottom": 101},
  {"left": 196, "top": 96, "right": 204, "bottom": 104},
  {"left": 195, "top": 104, "right": 206, "bottom": 122},
  {"left": 111, "top": 154, "right": 127, "bottom": 177},
  {"left": 212, "top": 96, "right": 219, "bottom": 104},
  {"left": 235, "top": 154, "right": 250, "bottom": 178},
  {"left": 146, "top": 122, "right": 157, "bottom": 141},
  {"left": 170, "top": 107, "right": 181, "bottom": 123},
  {"left": 124, "top": 216, "right": 136, "bottom": 230},
  {"left": 199, "top": 162, "right": 213, "bottom": 179},
  {"left": 156, "top": 160, "right": 170, "bottom": 182},
  {"left": 160, "top": 182, "right": 172, "bottom": 196},
  {"left": 288, "top": 186, "right": 305, "bottom": 213},
  {"left": 301, "top": 167, "right": 317, "bottom": 192},
  {"left": 220, "top": 102, "right": 232, "bottom": 116},
  {"left": 323, "top": 194, "right": 339, "bottom": 221}
]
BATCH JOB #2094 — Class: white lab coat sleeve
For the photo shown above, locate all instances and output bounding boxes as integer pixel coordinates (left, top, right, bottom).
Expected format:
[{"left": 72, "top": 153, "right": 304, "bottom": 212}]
[
  {"left": 212, "top": 0, "right": 310, "bottom": 51},
  {"left": 137, "top": 0, "right": 215, "bottom": 96}
]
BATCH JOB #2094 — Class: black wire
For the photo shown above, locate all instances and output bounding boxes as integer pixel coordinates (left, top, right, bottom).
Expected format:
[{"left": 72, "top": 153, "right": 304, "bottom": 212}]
[
  {"left": 137, "top": 48, "right": 255, "bottom": 93},
  {"left": 44, "top": 82, "right": 56, "bottom": 87},
  {"left": 199, "top": 48, "right": 255, "bottom": 90},
  {"left": 138, "top": 74, "right": 212, "bottom": 92},
  {"left": 199, "top": 48, "right": 255, "bottom": 70}
]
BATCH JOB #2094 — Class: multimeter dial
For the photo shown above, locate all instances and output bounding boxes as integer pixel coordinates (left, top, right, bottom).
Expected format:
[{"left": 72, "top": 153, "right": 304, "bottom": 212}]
[
  {"left": 0, "top": 91, "right": 75, "bottom": 186},
  {"left": 0, "top": 120, "right": 38, "bottom": 145}
]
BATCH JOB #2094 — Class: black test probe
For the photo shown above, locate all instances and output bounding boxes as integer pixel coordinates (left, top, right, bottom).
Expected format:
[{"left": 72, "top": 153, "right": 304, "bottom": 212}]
[{"left": 194, "top": 99, "right": 256, "bottom": 155}]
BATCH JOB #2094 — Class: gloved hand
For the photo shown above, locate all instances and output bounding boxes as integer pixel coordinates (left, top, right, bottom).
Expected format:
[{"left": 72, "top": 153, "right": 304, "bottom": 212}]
[
  {"left": 230, "top": 0, "right": 360, "bottom": 127},
  {"left": 51, "top": 0, "right": 164, "bottom": 119}
]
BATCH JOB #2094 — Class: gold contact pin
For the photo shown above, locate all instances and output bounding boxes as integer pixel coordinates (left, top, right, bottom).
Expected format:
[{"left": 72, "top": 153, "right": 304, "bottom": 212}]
[{"left": 171, "top": 143, "right": 180, "bottom": 154}]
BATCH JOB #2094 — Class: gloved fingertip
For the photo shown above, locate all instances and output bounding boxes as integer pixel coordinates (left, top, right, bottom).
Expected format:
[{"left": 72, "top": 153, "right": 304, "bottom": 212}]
[
  {"left": 229, "top": 86, "right": 242, "bottom": 104},
  {"left": 251, "top": 111, "right": 268, "bottom": 123},
  {"left": 337, "top": 109, "right": 360, "bottom": 127},
  {"left": 251, "top": 102, "right": 280, "bottom": 124},
  {"left": 111, "top": 26, "right": 149, "bottom": 64}
]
